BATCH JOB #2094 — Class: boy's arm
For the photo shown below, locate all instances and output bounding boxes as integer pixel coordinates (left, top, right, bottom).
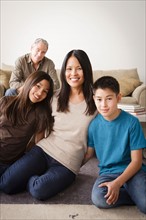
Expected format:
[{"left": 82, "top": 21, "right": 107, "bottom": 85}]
[
  {"left": 99, "top": 149, "right": 142, "bottom": 205},
  {"left": 81, "top": 147, "right": 95, "bottom": 166},
  {"left": 113, "top": 149, "right": 142, "bottom": 186}
]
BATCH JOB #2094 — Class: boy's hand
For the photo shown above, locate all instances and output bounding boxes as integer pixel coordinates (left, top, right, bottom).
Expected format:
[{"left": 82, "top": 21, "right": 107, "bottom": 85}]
[{"left": 98, "top": 180, "right": 120, "bottom": 205}]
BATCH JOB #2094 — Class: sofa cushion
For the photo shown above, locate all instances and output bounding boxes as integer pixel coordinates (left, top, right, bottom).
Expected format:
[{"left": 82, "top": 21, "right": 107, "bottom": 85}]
[
  {"left": 0, "top": 69, "right": 12, "bottom": 89},
  {"left": 118, "top": 78, "right": 141, "bottom": 96},
  {"left": 0, "top": 83, "right": 5, "bottom": 98},
  {"left": 93, "top": 68, "right": 141, "bottom": 97},
  {"left": 93, "top": 68, "right": 140, "bottom": 80}
]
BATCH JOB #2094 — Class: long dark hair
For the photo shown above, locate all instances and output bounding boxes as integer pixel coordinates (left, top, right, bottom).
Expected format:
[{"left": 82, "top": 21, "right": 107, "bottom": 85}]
[
  {"left": 2, "top": 71, "right": 54, "bottom": 134},
  {"left": 57, "top": 49, "right": 96, "bottom": 115}
]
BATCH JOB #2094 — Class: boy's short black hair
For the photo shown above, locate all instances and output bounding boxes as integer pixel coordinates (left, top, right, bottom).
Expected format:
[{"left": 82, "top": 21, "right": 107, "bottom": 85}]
[{"left": 93, "top": 76, "right": 120, "bottom": 95}]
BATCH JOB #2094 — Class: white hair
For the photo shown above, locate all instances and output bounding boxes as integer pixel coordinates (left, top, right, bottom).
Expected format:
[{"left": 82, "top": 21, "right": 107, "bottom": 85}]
[{"left": 32, "top": 38, "right": 48, "bottom": 50}]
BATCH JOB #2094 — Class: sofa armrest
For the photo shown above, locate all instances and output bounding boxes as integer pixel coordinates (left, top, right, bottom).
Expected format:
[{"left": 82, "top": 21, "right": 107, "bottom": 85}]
[{"left": 132, "top": 83, "right": 146, "bottom": 108}]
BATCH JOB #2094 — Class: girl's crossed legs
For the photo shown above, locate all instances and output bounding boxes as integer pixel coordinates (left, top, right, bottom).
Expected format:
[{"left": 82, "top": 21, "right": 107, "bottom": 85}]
[{"left": 0, "top": 146, "right": 76, "bottom": 200}]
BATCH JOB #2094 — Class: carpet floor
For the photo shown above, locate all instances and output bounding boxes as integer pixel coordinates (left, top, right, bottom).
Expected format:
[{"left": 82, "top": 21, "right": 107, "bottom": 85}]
[
  {"left": 1, "top": 204, "right": 146, "bottom": 220},
  {"left": 1, "top": 157, "right": 146, "bottom": 220}
]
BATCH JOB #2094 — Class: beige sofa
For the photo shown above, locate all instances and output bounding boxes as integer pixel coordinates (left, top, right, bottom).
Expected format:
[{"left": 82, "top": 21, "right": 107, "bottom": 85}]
[{"left": 0, "top": 65, "right": 146, "bottom": 108}]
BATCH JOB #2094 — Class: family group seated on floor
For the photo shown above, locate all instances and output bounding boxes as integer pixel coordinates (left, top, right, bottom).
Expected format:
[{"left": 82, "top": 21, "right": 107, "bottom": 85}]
[{"left": 0, "top": 38, "right": 146, "bottom": 215}]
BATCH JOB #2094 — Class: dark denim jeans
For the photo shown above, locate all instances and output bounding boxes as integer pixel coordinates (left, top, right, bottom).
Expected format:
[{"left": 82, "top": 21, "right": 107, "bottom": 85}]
[
  {"left": 0, "top": 146, "right": 76, "bottom": 200},
  {"left": 91, "top": 171, "right": 146, "bottom": 214},
  {"left": 5, "top": 88, "right": 18, "bottom": 96}
]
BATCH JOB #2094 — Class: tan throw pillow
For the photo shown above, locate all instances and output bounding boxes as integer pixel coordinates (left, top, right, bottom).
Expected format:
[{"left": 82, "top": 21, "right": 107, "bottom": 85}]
[
  {"left": 118, "top": 78, "right": 141, "bottom": 96},
  {"left": 0, "top": 69, "right": 12, "bottom": 89}
]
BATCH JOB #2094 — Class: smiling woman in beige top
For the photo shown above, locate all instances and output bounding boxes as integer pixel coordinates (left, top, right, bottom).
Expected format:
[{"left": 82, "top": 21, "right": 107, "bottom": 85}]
[{"left": 0, "top": 49, "right": 97, "bottom": 200}]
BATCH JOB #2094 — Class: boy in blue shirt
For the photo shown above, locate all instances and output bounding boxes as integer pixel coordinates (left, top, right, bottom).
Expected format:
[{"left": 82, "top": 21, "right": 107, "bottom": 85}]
[{"left": 86, "top": 76, "right": 146, "bottom": 214}]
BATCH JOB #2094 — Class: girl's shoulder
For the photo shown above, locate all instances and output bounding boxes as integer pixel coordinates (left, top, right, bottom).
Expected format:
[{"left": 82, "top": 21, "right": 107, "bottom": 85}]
[{"left": 0, "top": 96, "right": 18, "bottom": 114}]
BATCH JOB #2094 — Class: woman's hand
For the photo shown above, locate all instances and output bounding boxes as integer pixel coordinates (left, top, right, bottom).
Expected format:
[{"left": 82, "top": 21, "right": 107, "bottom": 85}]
[{"left": 81, "top": 147, "right": 94, "bottom": 166}]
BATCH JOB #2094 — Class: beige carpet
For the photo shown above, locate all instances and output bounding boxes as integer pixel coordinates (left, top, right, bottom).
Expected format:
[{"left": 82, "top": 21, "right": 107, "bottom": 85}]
[{"left": 0, "top": 204, "right": 146, "bottom": 220}]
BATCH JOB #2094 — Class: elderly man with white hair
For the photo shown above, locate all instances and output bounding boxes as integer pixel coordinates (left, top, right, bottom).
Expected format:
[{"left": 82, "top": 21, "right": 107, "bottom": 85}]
[{"left": 5, "top": 38, "right": 60, "bottom": 96}]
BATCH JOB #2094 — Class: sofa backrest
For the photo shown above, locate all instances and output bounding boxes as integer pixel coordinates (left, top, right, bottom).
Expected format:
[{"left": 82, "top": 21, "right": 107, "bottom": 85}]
[
  {"left": 93, "top": 68, "right": 142, "bottom": 97},
  {"left": 93, "top": 68, "right": 140, "bottom": 82},
  {"left": 0, "top": 65, "right": 142, "bottom": 97}
]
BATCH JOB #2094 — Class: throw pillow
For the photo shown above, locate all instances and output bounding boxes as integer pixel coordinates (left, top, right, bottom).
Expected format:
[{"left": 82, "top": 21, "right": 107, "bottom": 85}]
[
  {"left": 0, "top": 69, "right": 12, "bottom": 89},
  {"left": 118, "top": 78, "right": 141, "bottom": 96}
]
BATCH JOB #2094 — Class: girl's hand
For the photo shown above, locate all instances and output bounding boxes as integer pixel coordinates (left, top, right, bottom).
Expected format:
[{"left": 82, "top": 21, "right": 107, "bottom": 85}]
[{"left": 98, "top": 181, "right": 120, "bottom": 205}]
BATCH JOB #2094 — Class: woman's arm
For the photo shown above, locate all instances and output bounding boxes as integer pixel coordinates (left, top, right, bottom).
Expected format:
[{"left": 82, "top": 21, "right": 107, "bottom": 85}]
[
  {"left": 35, "top": 131, "right": 45, "bottom": 143},
  {"left": 81, "top": 147, "right": 95, "bottom": 166},
  {"left": 26, "top": 131, "right": 45, "bottom": 151}
]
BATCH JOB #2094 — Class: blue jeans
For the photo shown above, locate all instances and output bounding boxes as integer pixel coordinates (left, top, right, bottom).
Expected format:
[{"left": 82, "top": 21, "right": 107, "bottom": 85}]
[
  {"left": 91, "top": 171, "right": 146, "bottom": 214},
  {"left": 5, "top": 88, "right": 17, "bottom": 96},
  {"left": 0, "top": 146, "right": 76, "bottom": 200},
  {"left": 0, "top": 163, "right": 10, "bottom": 176}
]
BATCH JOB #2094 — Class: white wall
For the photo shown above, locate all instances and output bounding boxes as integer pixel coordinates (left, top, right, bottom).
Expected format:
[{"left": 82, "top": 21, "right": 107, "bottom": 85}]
[{"left": 1, "top": 0, "right": 145, "bottom": 82}]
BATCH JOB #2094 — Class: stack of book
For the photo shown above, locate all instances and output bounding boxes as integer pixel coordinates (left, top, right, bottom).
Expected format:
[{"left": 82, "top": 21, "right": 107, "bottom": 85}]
[{"left": 118, "top": 104, "right": 146, "bottom": 116}]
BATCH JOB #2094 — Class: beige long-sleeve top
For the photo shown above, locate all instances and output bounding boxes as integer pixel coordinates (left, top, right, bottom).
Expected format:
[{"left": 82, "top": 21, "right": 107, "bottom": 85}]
[{"left": 38, "top": 94, "right": 96, "bottom": 174}]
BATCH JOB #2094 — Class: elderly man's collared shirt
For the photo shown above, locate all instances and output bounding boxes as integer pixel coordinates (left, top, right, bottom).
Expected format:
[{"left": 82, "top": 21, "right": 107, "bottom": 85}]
[{"left": 9, "top": 53, "right": 60, "bottom": 90}]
